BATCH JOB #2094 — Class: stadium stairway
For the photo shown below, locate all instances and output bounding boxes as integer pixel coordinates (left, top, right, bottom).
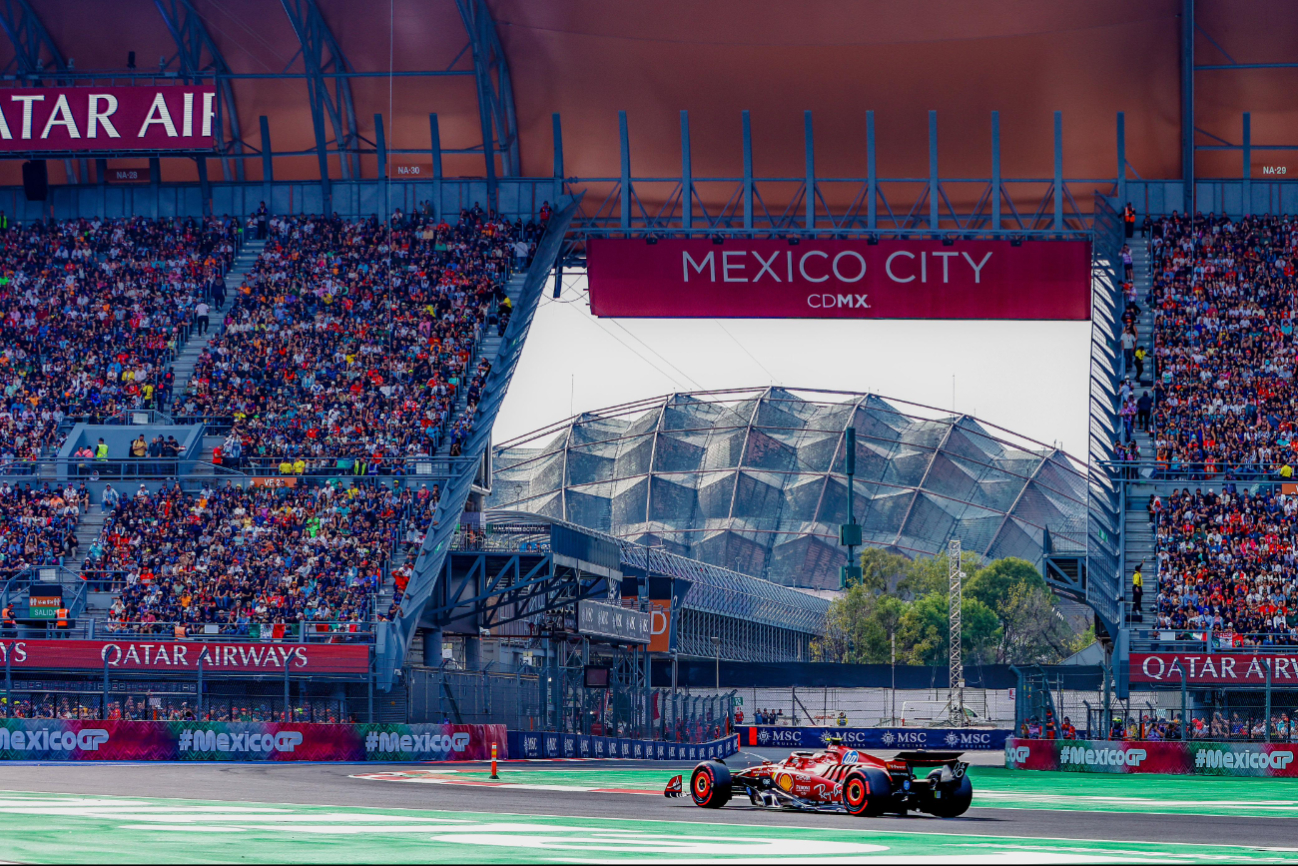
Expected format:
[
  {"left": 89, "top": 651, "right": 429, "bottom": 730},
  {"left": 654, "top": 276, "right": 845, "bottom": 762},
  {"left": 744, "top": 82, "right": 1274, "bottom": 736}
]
[
  {"left": 433, "top": 271, "right": 528, "bottom": 460},
  {"left": 1121, "top": 235, "right": 1156, "bottom": 625},
  {"left": 171, "top": 237, "right": 267, "bottom": 413}
]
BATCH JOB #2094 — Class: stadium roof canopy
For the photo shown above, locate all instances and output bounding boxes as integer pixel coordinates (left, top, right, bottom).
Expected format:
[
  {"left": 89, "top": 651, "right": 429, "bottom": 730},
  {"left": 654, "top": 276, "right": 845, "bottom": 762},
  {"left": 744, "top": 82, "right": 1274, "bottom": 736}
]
[
  {"left": 487, "top": 387, "right": 1088, "bottom": 590},
  {"left": 5, "top": 1, "right": 1296, "bottom": 190}
]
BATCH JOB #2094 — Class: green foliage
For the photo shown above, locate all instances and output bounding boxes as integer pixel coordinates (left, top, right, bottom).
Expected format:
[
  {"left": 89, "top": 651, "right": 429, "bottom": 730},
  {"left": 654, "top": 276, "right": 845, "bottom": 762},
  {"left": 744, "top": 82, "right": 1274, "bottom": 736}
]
[{"left": 813, "top": 548, "right": 1087, "bottom": 667}]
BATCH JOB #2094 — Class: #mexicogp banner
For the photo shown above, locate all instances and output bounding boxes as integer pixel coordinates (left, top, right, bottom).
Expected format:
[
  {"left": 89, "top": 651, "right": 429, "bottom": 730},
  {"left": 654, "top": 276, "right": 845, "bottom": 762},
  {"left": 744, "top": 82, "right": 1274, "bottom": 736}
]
[
  {"left": 0, "top": 719, "right": 506, "bottom": 762},
  {"left": 1006, "top": 737, "right": 1298, "bottom": 777}
]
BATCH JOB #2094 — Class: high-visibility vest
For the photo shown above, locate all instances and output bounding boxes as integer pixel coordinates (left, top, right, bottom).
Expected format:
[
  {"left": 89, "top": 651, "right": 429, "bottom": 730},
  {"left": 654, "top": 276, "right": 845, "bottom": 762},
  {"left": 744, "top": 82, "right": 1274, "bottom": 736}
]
[
  {"left": 1, "top": 606, "right": 13, "bottom": 623},
  {"left": 56, "top": 608, "right": 69, "bottom": 627},
  {"left": 95, "top": 443, "right": 109, "bottom": 460}
]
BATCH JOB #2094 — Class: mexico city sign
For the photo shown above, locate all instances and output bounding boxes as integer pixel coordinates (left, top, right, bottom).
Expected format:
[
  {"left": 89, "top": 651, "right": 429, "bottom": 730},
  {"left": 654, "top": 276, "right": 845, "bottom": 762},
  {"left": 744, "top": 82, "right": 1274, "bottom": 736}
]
[{"left": 587, "top": 238, "right": 1091, "bottom": 320}]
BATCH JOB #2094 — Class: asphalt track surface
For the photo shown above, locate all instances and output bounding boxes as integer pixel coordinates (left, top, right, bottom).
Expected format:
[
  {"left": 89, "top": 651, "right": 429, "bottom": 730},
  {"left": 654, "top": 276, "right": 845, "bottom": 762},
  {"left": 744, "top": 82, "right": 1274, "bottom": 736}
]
[{"left": 0, "top": 749, "right": 1292, "bottom": 851}]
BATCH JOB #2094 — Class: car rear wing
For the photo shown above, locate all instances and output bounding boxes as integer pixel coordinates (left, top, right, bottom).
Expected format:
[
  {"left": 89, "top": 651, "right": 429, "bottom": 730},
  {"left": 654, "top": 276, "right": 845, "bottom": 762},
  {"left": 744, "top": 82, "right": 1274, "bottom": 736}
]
[{"left": 892, "top": 750, "right": 964, "bottom": 766}]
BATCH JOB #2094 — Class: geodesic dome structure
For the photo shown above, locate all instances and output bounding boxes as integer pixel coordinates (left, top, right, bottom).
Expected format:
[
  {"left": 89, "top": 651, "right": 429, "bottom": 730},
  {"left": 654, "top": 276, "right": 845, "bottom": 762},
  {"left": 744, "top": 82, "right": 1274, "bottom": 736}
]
[{"left": 488, "top": 388, "right": 1088, "bottom": 590}]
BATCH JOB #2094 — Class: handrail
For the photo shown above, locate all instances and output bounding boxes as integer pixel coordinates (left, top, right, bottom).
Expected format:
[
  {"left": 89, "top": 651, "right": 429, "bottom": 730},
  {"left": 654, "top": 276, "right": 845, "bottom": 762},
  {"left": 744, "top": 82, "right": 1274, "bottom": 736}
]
[{"left": 95, "top": 620, "right": 375, "bottom": 643}]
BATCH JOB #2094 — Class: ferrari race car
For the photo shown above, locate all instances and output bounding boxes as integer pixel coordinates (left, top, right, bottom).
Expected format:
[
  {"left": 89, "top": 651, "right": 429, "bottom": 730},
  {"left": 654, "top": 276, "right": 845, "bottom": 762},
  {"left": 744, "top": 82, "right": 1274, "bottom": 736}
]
[{"left": 664, "top": 738, "right": 972, "bottom": 817}]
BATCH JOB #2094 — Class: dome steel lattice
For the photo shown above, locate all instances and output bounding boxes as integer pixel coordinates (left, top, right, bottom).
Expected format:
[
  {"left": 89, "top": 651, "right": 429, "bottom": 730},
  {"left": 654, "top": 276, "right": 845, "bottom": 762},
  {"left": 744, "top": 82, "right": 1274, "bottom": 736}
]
[{"left": 489, "top": 388, "right": 1087, "bottom": 590}]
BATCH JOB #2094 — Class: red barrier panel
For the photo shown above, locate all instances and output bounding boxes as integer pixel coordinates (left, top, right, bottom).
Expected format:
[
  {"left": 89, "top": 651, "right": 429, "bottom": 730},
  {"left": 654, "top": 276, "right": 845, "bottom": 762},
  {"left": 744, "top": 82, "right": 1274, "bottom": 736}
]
[
  {"left": 0, "top": 639, "right": 369, "bottom": 674},
  {"left": 587, "top": 238, "right": 1092, "bottom": 320}
]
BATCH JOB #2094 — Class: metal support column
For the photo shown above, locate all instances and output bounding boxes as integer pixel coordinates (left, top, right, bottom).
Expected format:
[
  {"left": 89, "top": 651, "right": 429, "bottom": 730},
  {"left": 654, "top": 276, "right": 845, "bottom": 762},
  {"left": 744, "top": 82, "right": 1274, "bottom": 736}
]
[
  {"left": 680, "top": 110, "right": 692, "bottom": 234},
  {"left": 259, "top": 116, "right": 273, "bottom": 210},
  {"left": 991, "top": 111, "right": 1001, "bottom": 231},
  {"left": 1053, "top": 111, "right": 1064, "bottom": 231},
  {"left": 866, "top": 110, "right": 876, "bottom": 231},
  {"left": 928, "top": 110, "right": 939, "bottom": 231},
  {"left": 280, "top": 0, "right": 359, "bottom": 183},
  {"left": 1116, "top": 111, "right": 1126, "bottom": 207},
  {"left": 804, "top": 111, "right": 815, "bottom": 231},
  {"left": 375, "top": 113, "right": 387, "bottom": 180},
  {"left": 155, "top": 0, "right": 246, "bottom": 181},
  {"left": 196, "top": 156, "right": 210, "bottom": 216},
  {"left": 742, "top": 110, "right": 754, "bottom": 232},
  {"left": 430, "top": 113, "right": 443, "bottom": 218},
  {"left": 552, "top": 113, "right": 564, "bottom": 180},
  {"left": 1242, "top": 112, "right": 1251, "bottom": 216},
  {"left": 619, "top": 110, "right": 631, "bottom": 234},
  {"left": 1181, "top": 0, "right": 1195, "bottom": 213}
]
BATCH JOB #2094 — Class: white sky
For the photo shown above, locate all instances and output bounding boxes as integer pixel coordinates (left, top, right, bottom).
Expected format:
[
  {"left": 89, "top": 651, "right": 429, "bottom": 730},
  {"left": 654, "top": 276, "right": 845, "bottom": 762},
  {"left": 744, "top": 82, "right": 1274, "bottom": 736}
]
[{"left": 494, "top": 273, "right": 1092, "bottom": 457}]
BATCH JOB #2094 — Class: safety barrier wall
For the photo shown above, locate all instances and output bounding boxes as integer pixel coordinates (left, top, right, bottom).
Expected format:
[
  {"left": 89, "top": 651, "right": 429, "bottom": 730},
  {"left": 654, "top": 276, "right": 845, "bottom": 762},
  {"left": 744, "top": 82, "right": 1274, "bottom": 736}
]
[
  {"left": 742, "top": 726, "right": 1012, "bottom": 751},
  {"left": 1006, "top": 737, "right": 1298, "bottom": 777},
  {"left": 0, "top": 719, "right": 506, "bottom": 762},
  {"left": 508, "top": 730, "right": 739, "bottom": 762}
]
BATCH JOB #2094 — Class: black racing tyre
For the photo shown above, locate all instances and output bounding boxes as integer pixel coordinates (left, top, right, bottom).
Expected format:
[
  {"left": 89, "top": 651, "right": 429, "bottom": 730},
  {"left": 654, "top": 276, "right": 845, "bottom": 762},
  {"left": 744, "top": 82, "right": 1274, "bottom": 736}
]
[
  {"left": 690, "top": 761, "right": 732, "bottom": 809},
  {"left": 926, "top": 769, "right": 973, "bottom": 818},
  {"left": 842, "top": 767, "right": 891, "bottom": 817}
]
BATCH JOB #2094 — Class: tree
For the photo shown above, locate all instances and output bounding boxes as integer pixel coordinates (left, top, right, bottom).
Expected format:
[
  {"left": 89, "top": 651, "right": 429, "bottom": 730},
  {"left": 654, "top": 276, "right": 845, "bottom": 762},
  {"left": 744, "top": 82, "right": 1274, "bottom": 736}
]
[
  {"left": 897, "top": 549, "right": 985, "bottom": 600},
  {"left": 815, "top": 587, "right": 909, "bottom": 663},
  {"left": 855, "top": 548, "right": 911, "bottom": 595},
  {"left": 897, "top": 591, "right": 1000, "bottom": 666},
  {"left": 965, "top": 557, "right": 1046, "bottom": 612}
]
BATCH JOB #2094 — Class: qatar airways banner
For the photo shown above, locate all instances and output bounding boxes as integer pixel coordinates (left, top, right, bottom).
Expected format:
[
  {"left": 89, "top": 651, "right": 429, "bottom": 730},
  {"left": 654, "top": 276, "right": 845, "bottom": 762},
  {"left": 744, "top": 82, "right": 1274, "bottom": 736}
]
[
  {"left": 0, "top": 639, "right": 370, "bottom": 675},
  {"left": 1006, "top": 737, "right": 1298, "bottom": 777},
  {"left": 1130, "top": 652, "right": 1298, "bottom": 686},
  {"left": 0, "top": 719, "right": 506, "bottom": 762},
  {"left": 0, "top": 87, "right": 216, "bottom": 152},
  {"left": 586, "top": 238, "right": 1091, "bottom": 320}
]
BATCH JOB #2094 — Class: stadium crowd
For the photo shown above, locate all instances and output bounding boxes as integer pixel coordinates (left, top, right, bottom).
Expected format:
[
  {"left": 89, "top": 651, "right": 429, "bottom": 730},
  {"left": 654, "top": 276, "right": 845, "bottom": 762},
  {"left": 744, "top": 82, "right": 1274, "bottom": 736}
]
[
  {"left": 178, "top": 208, "right": 534, "bottom": 474},
  {"left": 1148, "top": 212, "right": 1298, "bottom": 478},
  {"left": 81, "top": 479, "right": 439, "bottom": 632},
  {"left": 0, "top": 216, "right": 237, "bottom": 465},
  {"left": 0, "top": 482, "right": 88, "bottom": 577},
  {"left": 1137, "top": 213, "right": 1298, "bottom": 645},
  {"left": 1152, "top": 486, "right": 1298, "bottom": 644}
]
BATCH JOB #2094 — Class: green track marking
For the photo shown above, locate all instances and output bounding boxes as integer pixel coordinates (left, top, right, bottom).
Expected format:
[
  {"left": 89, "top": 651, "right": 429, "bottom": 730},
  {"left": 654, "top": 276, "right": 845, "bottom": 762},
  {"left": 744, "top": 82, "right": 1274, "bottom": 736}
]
[
  {"left": 0, "top": 790, "right": 1296, "bottom": 863},
  {"left": 357, "top": 766, "right": 1298, "bottom": 819}
]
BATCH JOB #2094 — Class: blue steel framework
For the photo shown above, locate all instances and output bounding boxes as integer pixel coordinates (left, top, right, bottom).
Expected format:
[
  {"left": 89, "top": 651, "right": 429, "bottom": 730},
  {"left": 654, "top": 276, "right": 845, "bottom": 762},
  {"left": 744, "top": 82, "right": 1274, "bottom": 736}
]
[
  {"left": 3, "top": 105, "right": 1297, "bottom": 233},
  {"left": 0, "top": 0, "right": 517, "bottom": 211}
]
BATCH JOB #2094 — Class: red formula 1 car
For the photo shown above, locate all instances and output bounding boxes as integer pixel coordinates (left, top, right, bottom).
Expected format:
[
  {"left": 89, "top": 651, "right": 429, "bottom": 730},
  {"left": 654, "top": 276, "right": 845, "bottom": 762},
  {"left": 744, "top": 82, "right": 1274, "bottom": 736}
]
[{"left": 664, "top": 738, "right": 972, "bottom": 817}]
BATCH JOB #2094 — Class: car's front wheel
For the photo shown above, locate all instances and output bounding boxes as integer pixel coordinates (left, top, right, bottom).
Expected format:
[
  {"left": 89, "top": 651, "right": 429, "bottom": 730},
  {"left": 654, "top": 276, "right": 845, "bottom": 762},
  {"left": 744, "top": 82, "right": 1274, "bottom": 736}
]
[
  {"left": 842, "top": 768, "right": 891, "bottom": 817},
  {"left": 690, "top": 761, "right": 732, "bottom": 809}
]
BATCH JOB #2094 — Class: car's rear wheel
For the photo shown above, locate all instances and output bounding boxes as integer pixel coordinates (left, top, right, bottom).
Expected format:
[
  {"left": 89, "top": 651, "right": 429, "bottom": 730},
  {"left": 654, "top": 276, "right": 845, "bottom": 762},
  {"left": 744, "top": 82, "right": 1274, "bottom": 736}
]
[
  {"left": 690, "top": 761, "right": 732, "bottom": 809},
  {"left": 925, "top": 769, "right": 973, "bottom": 818},
  {"left": 842, "top": 768, "right": 890, "bottom": 817}
]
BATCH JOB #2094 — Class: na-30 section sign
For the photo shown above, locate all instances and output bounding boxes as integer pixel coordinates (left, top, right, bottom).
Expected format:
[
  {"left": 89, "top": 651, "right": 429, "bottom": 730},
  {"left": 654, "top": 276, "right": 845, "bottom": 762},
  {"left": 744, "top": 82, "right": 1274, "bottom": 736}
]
[{"left": 587, "top": 238, "right": 1091, "bottom": 320}]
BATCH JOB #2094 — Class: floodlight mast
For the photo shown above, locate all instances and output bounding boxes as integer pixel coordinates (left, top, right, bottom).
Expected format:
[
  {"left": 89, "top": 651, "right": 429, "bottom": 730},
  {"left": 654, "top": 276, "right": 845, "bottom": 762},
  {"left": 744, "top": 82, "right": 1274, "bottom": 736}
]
[
  {"left": 948, "top": 538, "right": 965, "bottom": 727},
  {"left": 839, "top": 427, "right": 862, "bottom": 590}
]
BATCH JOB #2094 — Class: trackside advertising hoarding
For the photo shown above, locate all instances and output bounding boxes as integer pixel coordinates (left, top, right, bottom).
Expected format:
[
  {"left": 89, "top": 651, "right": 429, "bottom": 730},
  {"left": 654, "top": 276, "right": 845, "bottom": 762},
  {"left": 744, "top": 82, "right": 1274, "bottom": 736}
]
[
  {"left": 1130, "top": 652, "right": 1298, "bottom": 685},
  {"left": 0, "top": 87, "right": 216, "bottom": 152},
  {"left": 586, "top": 238, "right": 1091, "bottom": 320},
  {"left": 745, "top": 726, "right": 1011, "bottom": 751},
  {"left": 1005, "top": 737, "right": 1298, "bottom": 777},
  {"left": 510, "top": 730, "right": 740, "bottom": 761},
  {"left": 0, "top": 639, "right": 370, "bottom": 675},
  {"left": 0, "top": 720, "right": 505, "bottom": 762}
]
